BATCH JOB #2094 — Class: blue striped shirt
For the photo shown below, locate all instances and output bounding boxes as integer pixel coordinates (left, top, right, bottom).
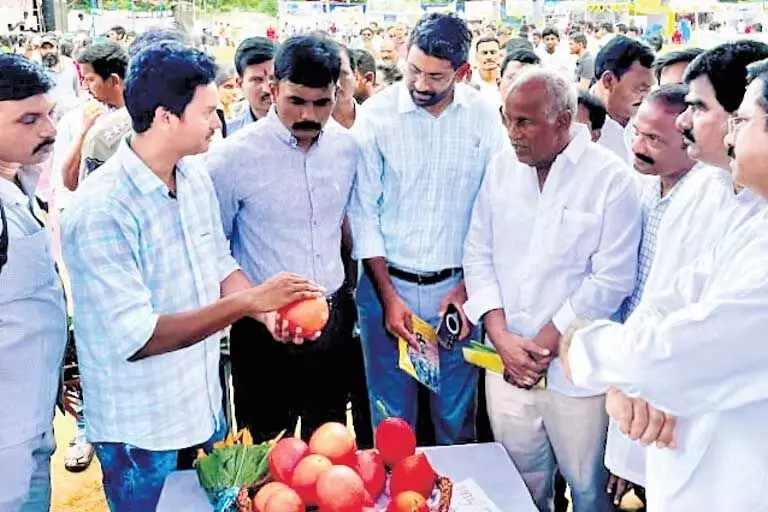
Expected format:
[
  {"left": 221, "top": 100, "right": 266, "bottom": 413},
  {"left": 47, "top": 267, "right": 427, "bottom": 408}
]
[
  {"left": 348, "top": 82, "right": 507, "bottom": 272},
  {"left": 61, "top": 139, "right": 239, "bottom": 451}
]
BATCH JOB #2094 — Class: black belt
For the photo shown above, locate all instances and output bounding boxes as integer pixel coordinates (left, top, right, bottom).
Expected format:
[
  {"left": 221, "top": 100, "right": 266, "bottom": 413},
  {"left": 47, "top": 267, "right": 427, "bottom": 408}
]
[{"left": 388, "top": 266, "right": 462, "bottom": 285}]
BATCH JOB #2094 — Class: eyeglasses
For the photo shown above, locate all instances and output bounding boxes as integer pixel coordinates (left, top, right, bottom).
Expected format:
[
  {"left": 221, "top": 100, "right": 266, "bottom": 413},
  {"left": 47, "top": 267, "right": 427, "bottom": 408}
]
[{"left": 727, "top": 113, "right": 768, "bottom": 134}]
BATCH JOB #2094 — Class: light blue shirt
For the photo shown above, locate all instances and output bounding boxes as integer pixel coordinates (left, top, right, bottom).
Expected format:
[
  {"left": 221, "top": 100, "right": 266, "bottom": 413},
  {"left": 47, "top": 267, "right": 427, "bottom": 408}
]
[
  {"left": 207, "top": 108, "right": 357, "bottom": 293},
  {"left": 348, "top": 82, "right": 507, "bottom": 272},
  {"left": 61, "top": 139, "right": 239, "bottom": 451},
  {"left": 0, "top": 168, "right": 66, "bottom": 448},
  {"left": 225, "top": 103, "right": 257, "bottom": 138}
]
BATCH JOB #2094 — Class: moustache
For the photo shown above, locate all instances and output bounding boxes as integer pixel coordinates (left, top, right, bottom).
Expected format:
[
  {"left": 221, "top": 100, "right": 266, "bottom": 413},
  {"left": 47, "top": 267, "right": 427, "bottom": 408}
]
[
  {"left": 292, "top": 121, "right": 322, "bottom": 131},
  {"left": 634, "top": 152, "right": 655, "bottom": 165},
  {"left": 41, "top": 53, "right": 59, "bottom": 68},
  {"left": 33, "top": 138, "right": 55, "bottom": 154},
  {"left": 727, "top": 145, "right": 736, "bottom": 160},
  {"left": 682, "top": 129, "right": 696, "bottom": 144}
]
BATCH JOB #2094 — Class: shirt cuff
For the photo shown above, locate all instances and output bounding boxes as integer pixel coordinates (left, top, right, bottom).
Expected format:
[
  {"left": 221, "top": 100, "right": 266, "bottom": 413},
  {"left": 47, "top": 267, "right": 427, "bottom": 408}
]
[
  {"left": 464, "top": 285, "right": 504, "bottom": 324},
  {"left": 351, "top": 231, "right": 387, "bottom": 261},
  {"left": 552, "top": 299, "right": 577, "bottom": 334},
  {"left": 219, "top": 255, "right": 241, "bottom": 282}
]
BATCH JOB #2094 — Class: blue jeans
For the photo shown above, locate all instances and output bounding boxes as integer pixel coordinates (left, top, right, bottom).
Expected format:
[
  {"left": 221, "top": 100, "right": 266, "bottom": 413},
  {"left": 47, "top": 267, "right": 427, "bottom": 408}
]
[
  {"left": 356, "top": 271, "right": 478, "bottom": 445},
  {"left": 93, "top": 416, "right": 227, "bottom": 512},
  {"left": 0, "top": 429, "right": 56, "bottom": 512}
]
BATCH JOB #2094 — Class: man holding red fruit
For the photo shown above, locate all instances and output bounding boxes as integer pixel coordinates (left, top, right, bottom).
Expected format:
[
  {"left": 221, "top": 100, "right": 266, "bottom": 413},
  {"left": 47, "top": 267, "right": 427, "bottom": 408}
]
[{"left": 207, "top": 35, "right": 360, "bottom": 443}]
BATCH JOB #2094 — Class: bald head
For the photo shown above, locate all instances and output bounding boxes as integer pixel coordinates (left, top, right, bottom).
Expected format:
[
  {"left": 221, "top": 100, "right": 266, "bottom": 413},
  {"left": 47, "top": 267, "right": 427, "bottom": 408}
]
[{"left": 503, "top": 69, "right": 577, "bottom": 168}]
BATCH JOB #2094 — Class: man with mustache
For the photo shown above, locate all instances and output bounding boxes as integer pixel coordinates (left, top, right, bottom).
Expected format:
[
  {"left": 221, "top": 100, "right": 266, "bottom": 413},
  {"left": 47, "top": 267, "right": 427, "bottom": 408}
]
[
  {"left": 602, "top": 85, "right": 735, "bottom": 507},
  {"left": 207, "top": 35, "right": 359, "bottom": 443},
  {"left": 561, "top": 61, "right": 768, "bottom": 512},
  {"left": 38, "top": 35, "right": 80, "bottom": 111},
  {"left": 61, "top": 42, "right": 321, "bottom": 509},
  {"left": 590, "top": 35, "right": 654, "bottom": 161},
  {"left": 0, "top": 53, "right": 65, "bottom": 512},
  {"left": 227, "top": 36, "right": 276, "bottom": 137},
  {"left": 350, "top": 12, "right": 508, "bottom": 446},
  {"left": 472, "top": 36, "right": 502, "bottom": 105},
  {"left": 463, "top": 69, "right": 641, "bottom": 512}
]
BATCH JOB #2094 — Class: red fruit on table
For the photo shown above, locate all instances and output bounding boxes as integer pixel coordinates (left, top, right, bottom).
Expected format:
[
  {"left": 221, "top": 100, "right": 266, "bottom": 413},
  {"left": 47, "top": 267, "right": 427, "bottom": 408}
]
[
  {"left": 252, "top": 482, "right": 290, "bottom": 512},
  {"left": 263, "top": 487, "right": 304, "bottom": 512},
  {"left": 355, "top": 449, "right": 386, "bottom": 500},
  {"left": 389, "top": 453, "right": 437, "bottom": 499},
  {"left": 386, "top": 491, "right": 429, "bottom": 512},
  {"left": 278, "top": 296, "right": 329, "bottom": 334},
  {"left": 316, "top": 465, "right": 366, "bottom": 511},
  {"left": 291, "top": 454, "right": 333, "bottom": 506},
  {"left": 309, "top": 422, "right": 357, "bottom": 466},
  {"left": 268, "top": 437, "right": 309, "bottom": 483},
  {"left": 375, "top": 417, "right": 417, "bottom": 467}
]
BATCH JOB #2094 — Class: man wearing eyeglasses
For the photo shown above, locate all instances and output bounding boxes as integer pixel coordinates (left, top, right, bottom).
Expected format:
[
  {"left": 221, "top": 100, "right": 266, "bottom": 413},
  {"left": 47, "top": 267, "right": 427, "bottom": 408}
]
[{"left": 349, "top": 12, "right": 507, "bottom": 445}]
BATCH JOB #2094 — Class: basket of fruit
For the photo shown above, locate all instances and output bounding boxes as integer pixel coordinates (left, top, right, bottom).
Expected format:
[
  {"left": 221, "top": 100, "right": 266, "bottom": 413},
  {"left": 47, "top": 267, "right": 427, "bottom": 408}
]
[{"left": 196, "top": 416, "right": 453, "bottom": 512}]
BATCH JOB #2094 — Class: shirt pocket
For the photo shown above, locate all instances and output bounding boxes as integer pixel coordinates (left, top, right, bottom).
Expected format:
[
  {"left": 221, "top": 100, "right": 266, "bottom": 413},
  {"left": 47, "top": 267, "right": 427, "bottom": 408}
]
[
  {"left": 546, "top": 208, "right": 601, "bottom": 264},
  {"left": 0, "top": 228, "right": 57, "bottom": 303}
]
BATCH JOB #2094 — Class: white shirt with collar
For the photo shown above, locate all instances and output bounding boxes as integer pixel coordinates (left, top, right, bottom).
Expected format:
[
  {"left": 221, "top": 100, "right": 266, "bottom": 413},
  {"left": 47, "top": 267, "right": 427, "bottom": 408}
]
[
  {"left": 570, "top": 205, "right": 768, "bottom": 511},
  {"left": 604, "top": 163, "right": 735, "bottom": 485},
  {"left": 535, "top": 47, "right": 573, "bottom": 79},
  {"left": 598, "top": 115, "right": 631, "bottom": 162},
  {"left": 463, "top": 124, "right": 642, "bottom": 397},
  {"left": 0, "top": 168, "right": 67, "bottom": 449}
]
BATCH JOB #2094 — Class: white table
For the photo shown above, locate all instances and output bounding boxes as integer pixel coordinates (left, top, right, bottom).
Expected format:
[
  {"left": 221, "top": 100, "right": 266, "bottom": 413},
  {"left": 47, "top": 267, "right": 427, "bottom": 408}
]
[{"left": 157, "top": 442, "right": 536, "bottom": 512}]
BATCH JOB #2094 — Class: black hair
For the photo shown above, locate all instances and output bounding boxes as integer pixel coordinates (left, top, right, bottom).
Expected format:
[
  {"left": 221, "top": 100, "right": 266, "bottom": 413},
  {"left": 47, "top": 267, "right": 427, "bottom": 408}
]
[
  {"left": 59, "top": 38, "right": 74, "bottom": 57},
  {"left": 350, "top": 48, "right": 376, "bottom": 77},
  {"left": 595, "top": 35, "right": 655, "bottom": 81},
  {"left": 600, "top": 22, "right": 614, "bottom": 33},
  {"left": 570, "top": 33, "right": 587, "bottom": 48},
  {"left": 746, "top": 59, "right": 768, "bottom": 115},
  {"left": 409, "top": 12, "right": 471, "bottom": 69},
  {"left": 274, "top": 35, "right": 341, "bottom": 88},
  {"left": 376, "top": 62, "right": 403, "bottom": 85},
  {"left": 124, "top": 41, "right": 216, "bottom": 133},
  {"left": 652, "top": 48, "right": 704, "bottom": 84},
  {"left": 77, "top": 41, "right": 129, "bottom": 80},
  {"left": 616, "top": 23, "right": 628, "bottom": 34},
  {"left": 500, "top": 48, "right": 540, "bottom": 76},
  {"left": 0, "top": 53, "right": 53, "bottom": 101},
  {"left": 577, "top": 90, "right": 606, "bottom": 130},
  {"left": 475, "top": 36, "right": 500, "bottom": 52},
  {"left": 645, "top": 83, "right": 688, "bottom": 114},
  {"left": 628, "top": 25, "right": 639, "bottom": 34},
  {"left": 754, "top": 23, "right": 763, "bottom": 33},
  {"left": 108, "top": 25, "right": 126, "bottom": 39},
  {"left": 234, "top": 36, "right": 276, "bottom": 77},
  {"left": 541, "top": 27, "right": 559, "bottom": 39},
  {"left": 683, "top": 40, "right": 768, "bottom": 113},
  {"left": 503, "top": 37, "right": 533, "bottom": 51},
  {"left": 128, "top": 26, "right": 193, "bottom": 58},
  {"left": 532, "top": 30, "right": 541, "bottom": 38}
]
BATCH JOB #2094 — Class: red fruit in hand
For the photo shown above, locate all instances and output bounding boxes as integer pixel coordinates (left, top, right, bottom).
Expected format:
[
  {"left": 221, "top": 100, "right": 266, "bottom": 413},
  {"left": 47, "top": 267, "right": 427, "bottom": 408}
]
[
  {"left": 268, "top": 437, "right": 309, "bottom": 483},
  {"left": 316, "top": 465, "right": 366, "bottom": 512},
  {"left": 278, "top": 296, "right": 329, "bottom": 334},
  {"left": 386, "top": 491, "right": 429, "bottom": 512},
  {"left": 375, "top": 417, "right": 416, "bottom": 467},
  {"left": 390, "top": 453, "right": 437, "bottom": 499},
  {"left": 309, "top": 422, "right": 357, "bottom": 467},
  {"left": 291, "top": 454, "right": 333, "bottom": 506},
  {"left": 355, "top": 450, "right": 386, "bottom": 500}
]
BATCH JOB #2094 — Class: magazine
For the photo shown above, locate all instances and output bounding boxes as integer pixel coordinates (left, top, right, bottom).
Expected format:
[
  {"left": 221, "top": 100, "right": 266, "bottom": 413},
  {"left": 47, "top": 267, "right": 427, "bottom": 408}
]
[{"left": 398, "top": 315, "right": 441, "bottom": 393}]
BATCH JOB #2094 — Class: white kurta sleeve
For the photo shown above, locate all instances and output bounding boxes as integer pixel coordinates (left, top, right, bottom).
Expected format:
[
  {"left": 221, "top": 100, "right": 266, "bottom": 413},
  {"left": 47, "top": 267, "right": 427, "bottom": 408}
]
[
  {"left": 569, "top": 232, "right": 768, "bottom": 417},
  {"left": 463, "top": 162, "right": 503, "bottom": 324}
]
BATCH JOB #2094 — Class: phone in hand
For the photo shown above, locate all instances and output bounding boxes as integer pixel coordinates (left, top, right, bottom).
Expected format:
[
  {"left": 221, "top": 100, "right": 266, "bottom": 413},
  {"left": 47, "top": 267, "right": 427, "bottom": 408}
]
[{"left": 437, "top": 303, "right": 463, "bottom": 351}]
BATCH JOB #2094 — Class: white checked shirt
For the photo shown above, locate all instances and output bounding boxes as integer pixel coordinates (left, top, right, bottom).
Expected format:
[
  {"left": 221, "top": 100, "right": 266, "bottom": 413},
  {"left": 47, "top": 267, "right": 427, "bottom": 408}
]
[
  {"left": 617, "top": 172, "right": 691, "bottom": 321},
  {"left": 348, "top": 82, "right": 507, "bottom": 272},
  {"left": 61, "top": 139, "right": 239, "bottom": 451},
  {"left": 463, "top": 125, "right": 641, "bottom": 397}
]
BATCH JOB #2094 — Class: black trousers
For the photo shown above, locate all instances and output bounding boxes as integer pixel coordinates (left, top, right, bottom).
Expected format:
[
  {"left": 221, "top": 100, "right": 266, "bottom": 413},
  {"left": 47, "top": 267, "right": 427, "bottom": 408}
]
[{"left": 229, "top": 289, "right": 359, "bottom": 443}]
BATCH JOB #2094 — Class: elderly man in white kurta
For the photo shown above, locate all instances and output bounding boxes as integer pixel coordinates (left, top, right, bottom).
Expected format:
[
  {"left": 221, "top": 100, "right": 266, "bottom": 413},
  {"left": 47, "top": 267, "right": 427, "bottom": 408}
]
[
  {"left": 463, "top": 69, "right": 641, "bottom": 512},
  {"left": 562, "top": 71, "right": 768, "bottom": 512}
]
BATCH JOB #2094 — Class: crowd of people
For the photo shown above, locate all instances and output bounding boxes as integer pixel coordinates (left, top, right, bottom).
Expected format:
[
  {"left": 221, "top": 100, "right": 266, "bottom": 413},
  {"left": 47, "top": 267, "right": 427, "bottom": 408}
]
[{"left": 2, "top": 9, "right": 768, "bottom": 512}]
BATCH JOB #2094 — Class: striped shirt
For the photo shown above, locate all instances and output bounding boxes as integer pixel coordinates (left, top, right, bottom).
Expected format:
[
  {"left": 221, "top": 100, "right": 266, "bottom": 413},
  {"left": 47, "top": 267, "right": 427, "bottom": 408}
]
[
  {"left": 348, "top": 82, "right": 507, "bottom": 272},
  {"left": 61, "top": 138, "right": 239, "bottom": 451}
]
